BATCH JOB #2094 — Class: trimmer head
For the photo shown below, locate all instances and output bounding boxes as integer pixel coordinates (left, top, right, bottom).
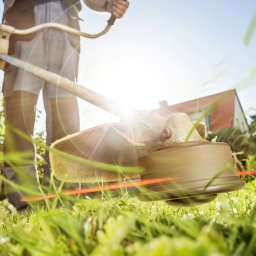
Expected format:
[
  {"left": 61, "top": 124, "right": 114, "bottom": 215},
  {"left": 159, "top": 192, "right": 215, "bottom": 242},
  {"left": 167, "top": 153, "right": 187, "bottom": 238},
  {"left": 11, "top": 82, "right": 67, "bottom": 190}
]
[
  {"left": 49, "top": 112, "right": 244, "bottom": 205},
  {"left": 139, "top": 141, "right": 243, "bottom": 205}
]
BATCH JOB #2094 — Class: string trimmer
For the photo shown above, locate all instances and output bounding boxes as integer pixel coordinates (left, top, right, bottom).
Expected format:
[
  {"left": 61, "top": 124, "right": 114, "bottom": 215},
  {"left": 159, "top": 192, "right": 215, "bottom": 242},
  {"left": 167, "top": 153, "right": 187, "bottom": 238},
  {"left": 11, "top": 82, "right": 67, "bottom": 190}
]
[{"left": 0, "top": 14, "right": 243, "bottom": 205}]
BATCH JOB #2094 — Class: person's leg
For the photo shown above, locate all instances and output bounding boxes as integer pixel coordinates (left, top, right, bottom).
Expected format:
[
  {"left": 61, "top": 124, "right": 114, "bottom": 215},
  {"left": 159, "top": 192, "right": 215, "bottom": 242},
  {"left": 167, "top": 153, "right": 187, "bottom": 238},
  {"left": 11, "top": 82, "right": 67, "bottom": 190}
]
[
  {"left": 36, "top": 1, "right": 80, "bottom": 186},
  {"left": 43, "top": 93, "right": 80, "bottom": 180},
  {"left": 48, "top": 97, "right": 80, "bottom": 143},
  {"left": 3, "top": 90, "right": 39, "bottom": 209},
  {"left": 42, "top": 0, "right": 80, "bottom": 144}
]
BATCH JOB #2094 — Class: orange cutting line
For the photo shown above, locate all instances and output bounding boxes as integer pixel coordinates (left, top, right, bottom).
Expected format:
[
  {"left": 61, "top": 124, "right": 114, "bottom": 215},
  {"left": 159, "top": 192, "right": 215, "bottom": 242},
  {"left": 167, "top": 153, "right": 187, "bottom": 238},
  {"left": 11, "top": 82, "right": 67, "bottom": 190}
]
[
  {"left": 21, "top": 177, "right": 178, "bottom": 202},
  {"left": 237, "top": 170, "right": 256, "bottom": 176},
  {"left": 21, "top": 170, "right": 256, "bottom": 203}
]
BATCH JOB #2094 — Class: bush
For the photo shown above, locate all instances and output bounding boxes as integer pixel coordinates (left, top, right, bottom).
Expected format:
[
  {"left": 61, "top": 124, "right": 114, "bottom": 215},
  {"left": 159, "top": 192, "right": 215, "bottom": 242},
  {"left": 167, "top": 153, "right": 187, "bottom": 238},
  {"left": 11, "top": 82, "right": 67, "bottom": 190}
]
[{"left": 206, "top": 127, "right": 256, "bottom": 163}]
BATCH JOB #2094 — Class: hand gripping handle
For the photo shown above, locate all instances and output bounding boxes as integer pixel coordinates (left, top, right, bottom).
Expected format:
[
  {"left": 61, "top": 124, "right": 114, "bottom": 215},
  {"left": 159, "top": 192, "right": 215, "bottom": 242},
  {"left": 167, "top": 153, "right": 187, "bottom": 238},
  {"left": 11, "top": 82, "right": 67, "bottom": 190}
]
[{"left": 107, "top": 0, "right": 128, "bottom": 26}]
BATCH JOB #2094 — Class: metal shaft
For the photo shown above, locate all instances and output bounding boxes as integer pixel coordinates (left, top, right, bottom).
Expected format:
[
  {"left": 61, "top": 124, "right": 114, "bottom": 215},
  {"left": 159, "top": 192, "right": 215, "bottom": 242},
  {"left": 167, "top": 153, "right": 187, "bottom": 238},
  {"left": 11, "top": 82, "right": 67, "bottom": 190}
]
[{"left": 0, "top": 53, "right": 131, "bottom": 118}]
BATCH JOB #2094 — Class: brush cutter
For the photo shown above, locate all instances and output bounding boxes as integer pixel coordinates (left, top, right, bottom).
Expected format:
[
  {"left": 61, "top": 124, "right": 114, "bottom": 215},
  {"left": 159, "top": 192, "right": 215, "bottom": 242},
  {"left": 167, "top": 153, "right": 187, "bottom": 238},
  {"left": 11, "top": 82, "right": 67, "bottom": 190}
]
[{"left": 0, "top": 14, "right": 244, "bottom": 205}]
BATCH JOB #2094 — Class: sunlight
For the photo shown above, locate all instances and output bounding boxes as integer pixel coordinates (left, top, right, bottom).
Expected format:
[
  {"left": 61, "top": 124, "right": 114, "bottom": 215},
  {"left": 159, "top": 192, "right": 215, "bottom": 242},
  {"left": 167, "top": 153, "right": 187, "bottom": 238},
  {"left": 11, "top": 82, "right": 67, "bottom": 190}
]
[{"left": 77, "top": 48, "right": 190, "bottom": 130}]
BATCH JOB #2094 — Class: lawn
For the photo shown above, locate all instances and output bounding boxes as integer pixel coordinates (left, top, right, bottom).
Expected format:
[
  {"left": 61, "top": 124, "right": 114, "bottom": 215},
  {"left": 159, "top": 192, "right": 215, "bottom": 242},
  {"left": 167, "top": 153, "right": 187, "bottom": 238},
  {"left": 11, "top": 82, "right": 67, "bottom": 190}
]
[{"left": 0, "top": 178, "right": 255, "bottom": 256}]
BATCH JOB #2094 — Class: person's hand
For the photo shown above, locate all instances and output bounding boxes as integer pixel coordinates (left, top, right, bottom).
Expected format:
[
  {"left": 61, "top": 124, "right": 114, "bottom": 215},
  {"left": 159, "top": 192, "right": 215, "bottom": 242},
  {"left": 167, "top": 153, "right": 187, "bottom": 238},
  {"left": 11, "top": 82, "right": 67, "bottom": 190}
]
[{"left": 106, "top": 0, "right": 129, "bottom": 18}]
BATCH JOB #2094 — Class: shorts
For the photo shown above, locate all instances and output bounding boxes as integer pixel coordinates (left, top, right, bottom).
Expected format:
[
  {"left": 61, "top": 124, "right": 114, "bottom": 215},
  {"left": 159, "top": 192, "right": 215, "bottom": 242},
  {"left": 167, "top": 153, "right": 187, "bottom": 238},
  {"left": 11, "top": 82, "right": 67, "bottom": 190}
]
[{"left": 3, "top": 0, "right": 80, "bottom": 98}]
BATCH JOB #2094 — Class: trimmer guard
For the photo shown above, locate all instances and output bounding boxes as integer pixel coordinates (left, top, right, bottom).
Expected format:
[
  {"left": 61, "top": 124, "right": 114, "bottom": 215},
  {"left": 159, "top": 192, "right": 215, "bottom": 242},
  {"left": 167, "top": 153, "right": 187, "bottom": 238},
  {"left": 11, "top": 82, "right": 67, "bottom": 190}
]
[{"left": 50, "top": 123, "right": 143, "bottom": 183}]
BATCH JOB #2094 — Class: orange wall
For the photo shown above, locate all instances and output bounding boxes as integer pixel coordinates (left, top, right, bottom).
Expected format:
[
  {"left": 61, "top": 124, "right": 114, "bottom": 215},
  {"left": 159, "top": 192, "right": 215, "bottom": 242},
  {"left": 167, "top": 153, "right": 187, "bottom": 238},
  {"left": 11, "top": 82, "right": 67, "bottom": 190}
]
[
  {"left": 158, "top": 90, "right": 236, "bottom": 131},
  {"left": 210, "top": 94, "right": 235, "bottom": 130}
]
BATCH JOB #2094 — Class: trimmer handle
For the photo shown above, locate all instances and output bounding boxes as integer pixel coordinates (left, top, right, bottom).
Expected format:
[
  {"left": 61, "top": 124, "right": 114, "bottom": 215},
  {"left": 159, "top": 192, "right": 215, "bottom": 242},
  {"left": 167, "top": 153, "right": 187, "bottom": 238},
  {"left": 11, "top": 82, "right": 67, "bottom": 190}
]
[
  {"left": 108, "top": 15, "right": 117, "bottom": 26},
  {"left": 107, "top": 0, "right": 128, "bottom": 26}
]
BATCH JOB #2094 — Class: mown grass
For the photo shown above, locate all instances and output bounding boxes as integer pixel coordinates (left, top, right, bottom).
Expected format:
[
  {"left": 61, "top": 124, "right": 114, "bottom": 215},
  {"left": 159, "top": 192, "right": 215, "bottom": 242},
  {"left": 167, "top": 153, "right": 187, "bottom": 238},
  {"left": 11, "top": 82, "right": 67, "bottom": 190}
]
[{"left": 0, "top": 179, "right": 255, "bottom": 256}]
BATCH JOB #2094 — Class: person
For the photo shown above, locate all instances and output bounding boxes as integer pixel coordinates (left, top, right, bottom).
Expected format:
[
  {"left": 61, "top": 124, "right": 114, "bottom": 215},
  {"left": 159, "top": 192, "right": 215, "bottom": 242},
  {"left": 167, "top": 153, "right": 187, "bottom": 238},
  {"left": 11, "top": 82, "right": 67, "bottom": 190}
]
[{"left": 1, "top": 0, "right": 129, "bottom": 209}]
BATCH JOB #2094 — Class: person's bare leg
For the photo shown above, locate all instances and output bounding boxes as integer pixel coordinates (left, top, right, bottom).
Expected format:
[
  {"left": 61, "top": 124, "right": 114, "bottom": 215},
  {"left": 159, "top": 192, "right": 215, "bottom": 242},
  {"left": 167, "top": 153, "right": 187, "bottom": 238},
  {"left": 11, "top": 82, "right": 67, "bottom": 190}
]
[{"left": 3, "top": 90, "right": 38, "bottom": 209}]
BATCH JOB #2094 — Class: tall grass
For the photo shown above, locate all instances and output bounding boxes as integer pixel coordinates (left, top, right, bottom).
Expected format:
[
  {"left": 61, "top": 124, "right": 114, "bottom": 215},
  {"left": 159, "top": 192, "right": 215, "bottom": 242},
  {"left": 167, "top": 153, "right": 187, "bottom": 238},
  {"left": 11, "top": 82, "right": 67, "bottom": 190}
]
[{"left": 0, "top": 180, "right": 255, "bottom": 255}]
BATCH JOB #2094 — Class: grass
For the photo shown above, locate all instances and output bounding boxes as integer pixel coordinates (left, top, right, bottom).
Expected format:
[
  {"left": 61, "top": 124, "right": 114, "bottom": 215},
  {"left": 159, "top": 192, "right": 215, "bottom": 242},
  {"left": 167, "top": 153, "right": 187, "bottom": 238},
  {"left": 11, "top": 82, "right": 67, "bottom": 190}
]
[
  {"left": 1, "top": 104, "right": 256, "bottom": 255},
  {"left": 0, "top": 179, "right": 255, "bottom": 256},
  {"left": 1, "top": 122, "right": 256, "bottom": 255}
]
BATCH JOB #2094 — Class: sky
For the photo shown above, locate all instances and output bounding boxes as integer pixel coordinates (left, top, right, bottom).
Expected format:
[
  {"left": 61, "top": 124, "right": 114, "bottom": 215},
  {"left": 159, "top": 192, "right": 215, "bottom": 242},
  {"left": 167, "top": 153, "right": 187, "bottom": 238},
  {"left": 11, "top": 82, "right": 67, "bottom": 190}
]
[{"left": 0, "top": 0, "right": 256, "bottom": 131}]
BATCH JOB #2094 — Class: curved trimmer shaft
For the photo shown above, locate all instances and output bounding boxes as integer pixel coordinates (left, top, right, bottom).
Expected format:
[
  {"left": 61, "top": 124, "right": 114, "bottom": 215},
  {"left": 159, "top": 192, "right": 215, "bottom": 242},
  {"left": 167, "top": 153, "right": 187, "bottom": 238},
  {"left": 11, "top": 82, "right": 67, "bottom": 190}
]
[
  {"left": 0, "top": 14, "right": 127, "bottom": 117},
  {"left": 0, "top": 15, "right": 117, "bottom": 39},
  {"left": 0, "top": 12, "right": 116, "bottom": 71}
]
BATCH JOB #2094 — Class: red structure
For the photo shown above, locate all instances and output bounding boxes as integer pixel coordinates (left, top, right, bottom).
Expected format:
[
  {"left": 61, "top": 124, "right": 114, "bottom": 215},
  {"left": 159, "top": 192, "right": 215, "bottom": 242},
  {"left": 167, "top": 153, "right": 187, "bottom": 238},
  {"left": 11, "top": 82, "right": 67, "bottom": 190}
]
[{"left": 156, "top": 89, "right": 249, "bottom": 132}]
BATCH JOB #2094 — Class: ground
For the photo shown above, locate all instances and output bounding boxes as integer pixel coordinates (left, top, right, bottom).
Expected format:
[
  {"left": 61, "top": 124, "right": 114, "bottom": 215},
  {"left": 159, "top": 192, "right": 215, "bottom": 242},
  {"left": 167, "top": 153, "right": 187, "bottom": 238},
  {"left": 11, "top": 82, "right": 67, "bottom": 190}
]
[{"left": 0, "top": 179, "right": 255, "bottom": 256}]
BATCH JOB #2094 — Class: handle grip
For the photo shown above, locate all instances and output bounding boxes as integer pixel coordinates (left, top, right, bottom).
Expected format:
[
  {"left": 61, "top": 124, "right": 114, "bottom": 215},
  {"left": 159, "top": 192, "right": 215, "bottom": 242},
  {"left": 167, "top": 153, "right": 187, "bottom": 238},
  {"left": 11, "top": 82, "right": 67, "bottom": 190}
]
[
  {"left": 107, "top": 14, "right": 117, "bottom": 26},
  {"left": 107, "top": 0, "right": 128, "bottom": 26}
]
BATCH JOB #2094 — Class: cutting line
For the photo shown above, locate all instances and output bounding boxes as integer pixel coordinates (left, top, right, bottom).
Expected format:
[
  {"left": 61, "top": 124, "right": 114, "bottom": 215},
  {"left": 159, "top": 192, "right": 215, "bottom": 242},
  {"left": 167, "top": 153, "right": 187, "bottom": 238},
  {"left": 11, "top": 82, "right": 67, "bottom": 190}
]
[
  {"left": 20, "top": 170, "right": 256, "bottom": 202},
  {"left": 237, "top": 170, "right": 256, "bottom": 176},
  {"left": 21, "top": 177, "right": 178, "bottom": 202}
]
